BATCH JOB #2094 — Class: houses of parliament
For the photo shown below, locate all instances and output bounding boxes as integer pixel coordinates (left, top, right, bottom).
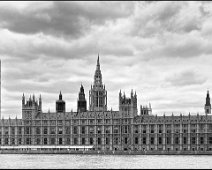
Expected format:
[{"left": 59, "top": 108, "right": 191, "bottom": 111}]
[{"left": 0, "top": 55, "right": 212, "bottom": 154}]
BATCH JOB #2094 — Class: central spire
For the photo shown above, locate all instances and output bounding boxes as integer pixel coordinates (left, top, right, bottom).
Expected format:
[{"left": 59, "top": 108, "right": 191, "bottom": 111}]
[
  {"left": 97, "top": 53, "right": 100, "bottom": 68},
  {"left": 94, "top": 54, "right": 102, "bottom": 85},
  {"left": 89, "top": 54, "right": 107, "bottom": 111}
]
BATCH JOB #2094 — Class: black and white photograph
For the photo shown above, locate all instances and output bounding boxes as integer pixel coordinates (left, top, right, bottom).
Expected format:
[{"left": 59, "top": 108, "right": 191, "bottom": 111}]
[{"left": 0, "top": 1, "right": 212, "bottom": 169}]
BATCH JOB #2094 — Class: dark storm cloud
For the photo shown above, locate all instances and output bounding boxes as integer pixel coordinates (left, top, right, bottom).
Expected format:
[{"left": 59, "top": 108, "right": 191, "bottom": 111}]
[
  {"left": 0, "top": 1, "right": 134, "bottom": 38},
  {"left": 166, "top": 70, "right": 207, "bottom": 87}
]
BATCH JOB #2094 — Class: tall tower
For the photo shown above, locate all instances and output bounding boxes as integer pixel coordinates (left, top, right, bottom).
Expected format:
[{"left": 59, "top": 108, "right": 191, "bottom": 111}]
[
  {"left": 22, "top": 94, "right": 42, "bottom": 120},
  {"left": 56, "top": 91, "right": 66, "bottom": 113},
  {"left": 205, "top": 90, "right": 211, "bottom": 114},
  {"left": 119, "top": 89, "right": 137, "bottom": 117},
  {"left": 89, "top": 55, "right": 107, "bottom": 111},
  {"left": 77, "top": 84, "right": 87, "bottom": 112}
]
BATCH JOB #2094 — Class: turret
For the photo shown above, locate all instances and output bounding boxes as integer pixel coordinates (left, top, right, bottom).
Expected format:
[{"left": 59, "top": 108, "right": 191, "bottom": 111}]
[
  {"left": 22, "top": 94, "right": 40, "bottom": 120},
  {"left": 119, "top": 90, "right": 137, "bottom": 117},
  {"left": 39, "top": 94, "right": 42, "bottom": 112},
  {"left": 59, "top": 91, "right": 62, "bottom": 100},
  {"left": 134, "top": 91, "right": 137, "bottom": 98},
  {"left": 33, "top": 94, "right": 35, "bottom": 102},
  {"left": 56, "top": 91, "right": 66, "bottom": 113},
  {"left": 77, "top": 84, "right": 87, "bottom": 112},
  {"left": 22, "top": 93, "right": 25, "bottom": 106},
  {"left": 131, "top": 89, "right": 133, "bottom": 98},
  {"left": 140, "top": 103, "right": 152, "bottom": 116},
  {"left": 205, "top": 90, "right": 211, "bottom": 114}
]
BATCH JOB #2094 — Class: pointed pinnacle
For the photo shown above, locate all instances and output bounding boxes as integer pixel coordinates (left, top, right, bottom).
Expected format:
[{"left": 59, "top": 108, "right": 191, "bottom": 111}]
[{"left": 97, "top": 54, "right": 100, "bottom": 66}]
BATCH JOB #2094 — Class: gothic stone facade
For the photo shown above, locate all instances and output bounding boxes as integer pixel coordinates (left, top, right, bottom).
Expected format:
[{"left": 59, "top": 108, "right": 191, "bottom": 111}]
[{"left": 0, "top": 56, "right": 212, "bottom": 152}]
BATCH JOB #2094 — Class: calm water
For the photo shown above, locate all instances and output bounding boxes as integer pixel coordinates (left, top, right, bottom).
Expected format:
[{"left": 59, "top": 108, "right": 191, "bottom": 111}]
[{"left": 0, "top": 154, "right": 212, "bottom": 169}]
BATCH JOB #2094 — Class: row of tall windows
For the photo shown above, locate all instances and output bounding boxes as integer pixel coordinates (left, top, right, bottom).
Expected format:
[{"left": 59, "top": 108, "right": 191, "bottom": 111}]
[
  {"left": 2, "top": 124, "right": 212, "bottom": 135},
  {"left": 1, "top": 137, "right": 212, "bottom": 145}
]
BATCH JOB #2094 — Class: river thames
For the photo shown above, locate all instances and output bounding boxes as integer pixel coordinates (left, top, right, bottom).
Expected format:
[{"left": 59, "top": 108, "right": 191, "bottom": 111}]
[{"left": 0, "top": 154, "right": 211, "bottom": 169}]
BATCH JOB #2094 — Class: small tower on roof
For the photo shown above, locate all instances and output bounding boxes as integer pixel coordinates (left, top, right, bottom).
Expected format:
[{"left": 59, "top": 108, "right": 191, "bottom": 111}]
[
  {"left": 22, "top": 93, "right": 25, "bottom": 106},
  {"left": 39, "top": 94, "right": 42, "bottom": 112},
  {"left": 22, "top": 93, "right": 41, "bottom": 120},
  {"left": 205, "top": 90, "right": 211, "bottom": 115},
  {"left": 56, "top": 91, "right": 66, "bottom": 113},
  {"left": 77, "top": 84, "right": 87, "bottom": 113},
  {"left": 119, "top": 89, "right": 137, "bottom": 118}
]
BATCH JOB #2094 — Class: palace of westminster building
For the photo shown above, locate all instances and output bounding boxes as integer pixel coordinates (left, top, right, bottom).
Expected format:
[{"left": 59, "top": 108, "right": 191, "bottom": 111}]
[{"left": 0, "top": 56, "right": 212, "bottom": 152}]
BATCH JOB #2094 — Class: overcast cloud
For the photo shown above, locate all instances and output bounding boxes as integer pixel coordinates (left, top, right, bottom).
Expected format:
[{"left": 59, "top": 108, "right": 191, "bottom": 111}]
[{"left": 0, "top": 1, "right": 212, "bottom": 118}]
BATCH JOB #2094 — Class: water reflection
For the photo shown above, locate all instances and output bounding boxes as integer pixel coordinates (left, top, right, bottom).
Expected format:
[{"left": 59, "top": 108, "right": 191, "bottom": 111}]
[{"left": 0, "top": 154, "right": 211, "bottom": 169}]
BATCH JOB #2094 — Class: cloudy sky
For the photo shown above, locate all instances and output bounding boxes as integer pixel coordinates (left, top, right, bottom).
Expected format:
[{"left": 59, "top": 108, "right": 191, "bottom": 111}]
[{"left": 0, "top": 1, "right": 212, "bottom": 118}]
